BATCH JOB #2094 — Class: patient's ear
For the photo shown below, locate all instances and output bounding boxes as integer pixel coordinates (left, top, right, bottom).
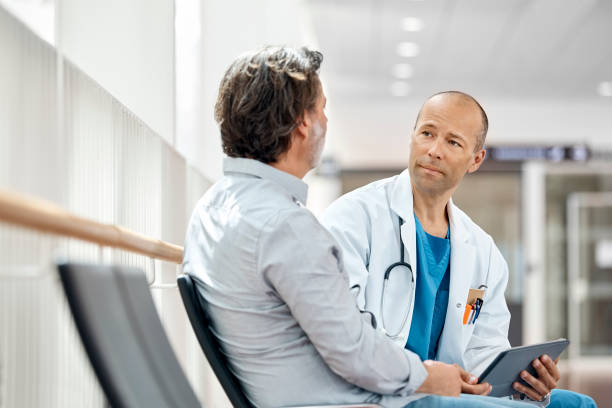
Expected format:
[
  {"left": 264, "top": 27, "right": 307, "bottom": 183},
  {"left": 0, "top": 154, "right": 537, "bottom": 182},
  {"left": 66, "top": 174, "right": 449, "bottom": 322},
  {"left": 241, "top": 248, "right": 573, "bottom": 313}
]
[{"left": 293, "top": 113, "right": 310, "bottom": 141}]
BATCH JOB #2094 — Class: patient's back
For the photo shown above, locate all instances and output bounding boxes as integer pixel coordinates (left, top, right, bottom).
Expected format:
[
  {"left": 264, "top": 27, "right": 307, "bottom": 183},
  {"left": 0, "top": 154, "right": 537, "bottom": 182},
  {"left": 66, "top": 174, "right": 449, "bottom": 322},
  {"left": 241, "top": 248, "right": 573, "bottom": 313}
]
[{"left": 183, "top": 169, "right": 374, "bottom": 407}]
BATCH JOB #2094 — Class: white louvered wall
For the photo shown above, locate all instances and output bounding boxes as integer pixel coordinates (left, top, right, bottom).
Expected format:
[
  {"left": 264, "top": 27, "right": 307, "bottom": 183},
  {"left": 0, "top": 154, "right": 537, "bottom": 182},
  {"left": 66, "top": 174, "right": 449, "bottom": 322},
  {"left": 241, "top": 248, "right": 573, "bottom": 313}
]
[{"left": 0, "top": 5, "right": 229, "bottom": 407}]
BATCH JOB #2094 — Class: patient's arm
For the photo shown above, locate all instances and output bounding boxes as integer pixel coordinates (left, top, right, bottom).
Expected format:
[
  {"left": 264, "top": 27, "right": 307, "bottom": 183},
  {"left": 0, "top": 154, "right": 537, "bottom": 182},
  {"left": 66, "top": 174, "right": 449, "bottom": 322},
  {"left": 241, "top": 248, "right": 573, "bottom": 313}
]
[{"left": 260, "top": 210, "right": 427, "bottom": 397}]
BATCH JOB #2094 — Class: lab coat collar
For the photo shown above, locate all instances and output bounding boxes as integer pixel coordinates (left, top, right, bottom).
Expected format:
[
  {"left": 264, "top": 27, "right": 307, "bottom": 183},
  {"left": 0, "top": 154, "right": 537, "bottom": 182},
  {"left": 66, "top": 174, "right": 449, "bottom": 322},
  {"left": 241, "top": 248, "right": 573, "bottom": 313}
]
[
  {"left": 389, "top": 168, "right": 414, "bottom": 223},
  {"left": 223, "top": 156, "right": 309, "bottom": 205},
  {"left": 390, "top": 169, "right": 418, "bottom": 292},
  {"left": 447, "top": 199, "right": 470, "bottom": 244}
]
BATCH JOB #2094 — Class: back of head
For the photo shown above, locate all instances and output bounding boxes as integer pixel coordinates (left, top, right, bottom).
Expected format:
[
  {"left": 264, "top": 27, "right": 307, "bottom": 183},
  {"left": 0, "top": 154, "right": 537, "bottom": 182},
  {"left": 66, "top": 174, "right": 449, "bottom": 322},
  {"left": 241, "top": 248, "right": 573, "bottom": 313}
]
[{"left": 215, "top": 46, "right": 323, "bottom": 164}]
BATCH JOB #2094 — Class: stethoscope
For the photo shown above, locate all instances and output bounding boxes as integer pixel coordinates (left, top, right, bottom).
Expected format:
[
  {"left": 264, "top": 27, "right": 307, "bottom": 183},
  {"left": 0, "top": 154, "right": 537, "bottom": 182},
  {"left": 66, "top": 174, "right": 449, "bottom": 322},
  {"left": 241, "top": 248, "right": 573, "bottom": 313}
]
[
  {"left": 379, "top": 216, "right": 414, "bottom": 339},
  {"left": 373, "top": 215, "right": 490, "bottom": 340}
]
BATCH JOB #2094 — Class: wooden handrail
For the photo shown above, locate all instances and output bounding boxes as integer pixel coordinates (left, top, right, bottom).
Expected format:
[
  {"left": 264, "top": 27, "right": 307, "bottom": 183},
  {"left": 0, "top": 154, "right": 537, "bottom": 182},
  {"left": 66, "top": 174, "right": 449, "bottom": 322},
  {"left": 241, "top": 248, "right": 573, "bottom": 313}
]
[{"left": 0, "top": 189, "right": 184, "bottom": 263}]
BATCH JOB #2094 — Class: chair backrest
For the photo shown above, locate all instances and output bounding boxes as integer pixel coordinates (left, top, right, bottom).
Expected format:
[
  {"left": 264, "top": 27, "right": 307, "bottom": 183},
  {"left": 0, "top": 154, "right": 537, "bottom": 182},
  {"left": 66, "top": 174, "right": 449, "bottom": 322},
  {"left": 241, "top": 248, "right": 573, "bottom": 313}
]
[
  {"left": 57, "top": 263, "right": 201, "bottom": 408},
  {"left": 177, "top": 274, "right": 254, "bottom": 408}
]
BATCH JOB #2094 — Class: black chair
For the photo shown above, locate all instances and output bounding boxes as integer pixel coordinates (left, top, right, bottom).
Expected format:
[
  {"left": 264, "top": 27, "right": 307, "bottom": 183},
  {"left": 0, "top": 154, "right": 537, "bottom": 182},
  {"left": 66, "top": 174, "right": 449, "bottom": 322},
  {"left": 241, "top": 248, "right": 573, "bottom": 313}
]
[
  {"left": 58, "top": 263, "right": 201, "bottom": 408},
  {"left": 177, "top": 273, "right": 255, "bottom": 408},
  {"left": 177, "top": 274, "right": 382, "bottom": 408}
]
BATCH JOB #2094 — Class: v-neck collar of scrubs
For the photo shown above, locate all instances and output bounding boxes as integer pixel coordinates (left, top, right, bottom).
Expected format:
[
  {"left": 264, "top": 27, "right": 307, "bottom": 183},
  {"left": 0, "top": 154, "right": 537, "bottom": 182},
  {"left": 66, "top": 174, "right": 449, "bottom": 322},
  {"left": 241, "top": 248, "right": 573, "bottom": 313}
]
[
  {"left": 422, "top": 227, "right": 450, "bottom": 267},
  {"left": 405, "top": 214, "right": 451, "bottom": 361}
]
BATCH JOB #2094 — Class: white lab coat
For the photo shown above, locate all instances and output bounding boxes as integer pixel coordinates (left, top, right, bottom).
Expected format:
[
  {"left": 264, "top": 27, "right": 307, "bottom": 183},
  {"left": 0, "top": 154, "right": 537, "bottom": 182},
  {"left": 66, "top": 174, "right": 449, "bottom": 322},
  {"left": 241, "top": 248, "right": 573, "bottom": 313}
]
[{"left": 321, "top": 169, "right": 511, "bottom": 377}]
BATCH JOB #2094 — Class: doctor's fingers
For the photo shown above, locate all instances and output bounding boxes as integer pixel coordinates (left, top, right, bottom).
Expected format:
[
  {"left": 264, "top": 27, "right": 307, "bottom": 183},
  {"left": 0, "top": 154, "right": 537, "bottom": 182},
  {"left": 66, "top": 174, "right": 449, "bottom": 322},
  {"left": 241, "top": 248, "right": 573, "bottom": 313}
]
[
  {"left": 512, "top": 381, "right": 544, "bottom": 402},
  {"left": 533, "top": 358, "right": 558, "bottom": 389},
  {"left": 513, "top": 370, "right": 549, "bottom": 400},
  {"left": 540, "top": 355, "right": 561, "bottom": 382}
]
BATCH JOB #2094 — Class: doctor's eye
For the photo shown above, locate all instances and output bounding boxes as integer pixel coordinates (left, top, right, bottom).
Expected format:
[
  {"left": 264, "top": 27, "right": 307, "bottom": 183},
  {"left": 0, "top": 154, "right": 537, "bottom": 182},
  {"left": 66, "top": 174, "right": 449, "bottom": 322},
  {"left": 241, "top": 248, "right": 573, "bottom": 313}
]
[{"left": 421, "top": 131, "right": 432, "bottom": 137}]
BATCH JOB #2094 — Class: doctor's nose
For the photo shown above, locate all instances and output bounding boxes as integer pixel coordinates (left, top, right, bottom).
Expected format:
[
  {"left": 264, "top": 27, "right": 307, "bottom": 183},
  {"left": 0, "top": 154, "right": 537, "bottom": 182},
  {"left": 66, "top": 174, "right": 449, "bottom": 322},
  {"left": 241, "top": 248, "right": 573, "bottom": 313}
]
[{"left": 427, "top": 138, "right": 443, "bottom": 160}]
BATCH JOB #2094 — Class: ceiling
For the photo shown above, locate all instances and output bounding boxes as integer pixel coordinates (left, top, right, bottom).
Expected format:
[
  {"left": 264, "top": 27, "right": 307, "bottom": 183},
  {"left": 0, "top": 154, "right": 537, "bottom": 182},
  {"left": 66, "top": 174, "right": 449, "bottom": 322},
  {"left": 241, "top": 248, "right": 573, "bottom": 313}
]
[
  {"left": 305, "top": 0, "right": 612, "bottom": 168},
  {"left": 307, "top": 0, "right": 612, "bottom": 101}
]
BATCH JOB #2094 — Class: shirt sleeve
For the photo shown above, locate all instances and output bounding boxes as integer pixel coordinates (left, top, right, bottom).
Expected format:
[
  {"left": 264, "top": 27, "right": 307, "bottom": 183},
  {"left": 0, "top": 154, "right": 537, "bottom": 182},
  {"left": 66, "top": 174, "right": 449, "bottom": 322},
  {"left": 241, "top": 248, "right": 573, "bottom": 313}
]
[
  {"left": 259, "top": 209, "right": 427, "bottom": 396},
  {"left": 464, "top": 238, "right": 512, "bottom": 376}
]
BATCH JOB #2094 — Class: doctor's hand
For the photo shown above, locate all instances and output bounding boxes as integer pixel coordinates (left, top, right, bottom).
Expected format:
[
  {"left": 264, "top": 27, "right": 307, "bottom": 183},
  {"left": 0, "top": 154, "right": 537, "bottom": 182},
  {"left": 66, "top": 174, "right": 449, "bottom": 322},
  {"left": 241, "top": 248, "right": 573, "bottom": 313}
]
[
  {"left": 512, "top": 354, "right": 560, "bottom": 402},
  {"left": 416, "top": 360, "right": 462, "bottom": 397},
  {"left": 453, "top": 364, "right": 491, "bottom": 395}
]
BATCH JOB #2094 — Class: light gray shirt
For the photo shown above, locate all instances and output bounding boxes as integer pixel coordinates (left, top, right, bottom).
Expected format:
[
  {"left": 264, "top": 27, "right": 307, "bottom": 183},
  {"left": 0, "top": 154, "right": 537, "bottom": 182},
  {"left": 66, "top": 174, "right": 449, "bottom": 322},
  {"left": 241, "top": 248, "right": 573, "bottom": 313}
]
[{"left": 183, "top": 157, "right": 428, "bottom": 408}]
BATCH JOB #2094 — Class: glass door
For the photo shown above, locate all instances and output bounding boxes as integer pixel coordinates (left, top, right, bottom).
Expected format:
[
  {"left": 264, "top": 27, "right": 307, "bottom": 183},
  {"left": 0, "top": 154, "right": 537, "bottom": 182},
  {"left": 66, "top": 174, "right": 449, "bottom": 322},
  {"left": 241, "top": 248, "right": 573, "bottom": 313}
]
[
  {"left": 567, "top": 192, "right": 612, "bottom": 358},
  {"left": 522, "top": 162, "right": 612, "bottom": 358}
]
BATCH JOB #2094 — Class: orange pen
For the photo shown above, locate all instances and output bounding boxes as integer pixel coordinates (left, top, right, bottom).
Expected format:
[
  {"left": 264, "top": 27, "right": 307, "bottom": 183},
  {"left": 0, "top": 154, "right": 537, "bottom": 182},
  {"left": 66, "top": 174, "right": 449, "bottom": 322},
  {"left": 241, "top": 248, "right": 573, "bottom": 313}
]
[{"left": 462, "top": 304, "right": 473, "bottom": 325}]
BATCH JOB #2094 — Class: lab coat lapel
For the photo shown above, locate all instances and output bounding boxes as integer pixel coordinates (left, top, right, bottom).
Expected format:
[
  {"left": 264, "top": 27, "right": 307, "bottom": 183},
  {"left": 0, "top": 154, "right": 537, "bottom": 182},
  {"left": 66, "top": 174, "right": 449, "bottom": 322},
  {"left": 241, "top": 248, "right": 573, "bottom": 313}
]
[
  {"left": 438, "top": 199, "right": 478, "bottom": 362},
  {"left": 389, "top": 169, "right": 417, "bottom": 279}
]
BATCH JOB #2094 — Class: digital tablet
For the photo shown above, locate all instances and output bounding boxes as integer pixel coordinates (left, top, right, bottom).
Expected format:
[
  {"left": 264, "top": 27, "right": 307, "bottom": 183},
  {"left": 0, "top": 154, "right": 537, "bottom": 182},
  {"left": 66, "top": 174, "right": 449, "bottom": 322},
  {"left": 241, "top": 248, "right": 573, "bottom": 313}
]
[{"left": 477, "top": 338, "right": 569, "bottom": 397}]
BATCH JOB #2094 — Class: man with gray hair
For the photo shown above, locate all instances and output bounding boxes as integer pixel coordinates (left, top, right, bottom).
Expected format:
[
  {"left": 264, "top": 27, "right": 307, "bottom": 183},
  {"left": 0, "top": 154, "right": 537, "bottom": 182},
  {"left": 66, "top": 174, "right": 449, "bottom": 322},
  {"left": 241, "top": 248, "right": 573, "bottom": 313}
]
[{"left": 184, "top": 46, "right": 426, "bottom": 408}]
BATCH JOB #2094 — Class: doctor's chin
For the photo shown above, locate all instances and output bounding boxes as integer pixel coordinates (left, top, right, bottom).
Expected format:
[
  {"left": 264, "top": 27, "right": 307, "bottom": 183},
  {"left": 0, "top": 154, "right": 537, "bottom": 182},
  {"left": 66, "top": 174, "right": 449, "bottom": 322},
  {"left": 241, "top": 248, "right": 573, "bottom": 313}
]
[{"left": 0, "top": 1, "right": 610, "bottom": 407}]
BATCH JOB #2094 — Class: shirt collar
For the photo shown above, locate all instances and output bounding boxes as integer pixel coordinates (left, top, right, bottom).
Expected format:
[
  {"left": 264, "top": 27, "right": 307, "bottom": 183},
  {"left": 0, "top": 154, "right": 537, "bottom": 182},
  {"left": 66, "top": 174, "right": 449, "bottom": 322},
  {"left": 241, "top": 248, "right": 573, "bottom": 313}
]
[{"left": 223, "top": 157, "right": 309, "bottom": 205}]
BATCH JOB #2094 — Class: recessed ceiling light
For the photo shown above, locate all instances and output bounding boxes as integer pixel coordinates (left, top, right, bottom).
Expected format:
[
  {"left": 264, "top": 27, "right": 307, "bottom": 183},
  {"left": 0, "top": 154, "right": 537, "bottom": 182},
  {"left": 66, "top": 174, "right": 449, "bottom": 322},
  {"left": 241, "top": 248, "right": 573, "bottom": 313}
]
[
  {"left": 402, "top": 17, "right": 424, "bottom": 32},
  {"left": 396, "top": 42, "right": 420, "bottom": 58},
  {"left": 392, "top": 63, "right": 414, "bottom": 79},
  {"left": 597, "top": 81, "right": 612, "bottom": 97},
  {"left": 391, "top": 81, "right": 412, "bottom": 97}
]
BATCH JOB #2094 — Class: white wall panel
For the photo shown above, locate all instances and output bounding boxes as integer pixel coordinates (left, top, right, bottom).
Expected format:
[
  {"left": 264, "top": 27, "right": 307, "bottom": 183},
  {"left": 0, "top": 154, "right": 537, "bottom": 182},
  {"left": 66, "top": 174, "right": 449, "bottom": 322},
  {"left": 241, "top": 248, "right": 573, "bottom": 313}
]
[
  {"left": 0, "top": 5, "right": 215, "bottom": 407},
  {"left": 0, "top": 6, "right": 61, "bottom": 203},
  {"left": 59, "top": 0, "right": 175, "bottom": 144}
]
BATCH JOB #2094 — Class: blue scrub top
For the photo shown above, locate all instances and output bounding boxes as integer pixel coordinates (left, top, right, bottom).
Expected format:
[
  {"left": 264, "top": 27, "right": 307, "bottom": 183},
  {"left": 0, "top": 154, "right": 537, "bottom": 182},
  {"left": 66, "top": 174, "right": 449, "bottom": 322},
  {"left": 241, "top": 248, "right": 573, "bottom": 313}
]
[{"left": 405, "top": 214, "right": 451, "bottom": 361}]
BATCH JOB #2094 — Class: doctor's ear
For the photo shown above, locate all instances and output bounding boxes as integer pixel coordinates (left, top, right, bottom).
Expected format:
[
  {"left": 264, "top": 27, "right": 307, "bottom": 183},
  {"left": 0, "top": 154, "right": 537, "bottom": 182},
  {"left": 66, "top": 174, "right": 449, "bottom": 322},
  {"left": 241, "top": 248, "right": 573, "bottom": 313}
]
[{"left": 467, "top": 149, "right": 486, "bottom": 174}]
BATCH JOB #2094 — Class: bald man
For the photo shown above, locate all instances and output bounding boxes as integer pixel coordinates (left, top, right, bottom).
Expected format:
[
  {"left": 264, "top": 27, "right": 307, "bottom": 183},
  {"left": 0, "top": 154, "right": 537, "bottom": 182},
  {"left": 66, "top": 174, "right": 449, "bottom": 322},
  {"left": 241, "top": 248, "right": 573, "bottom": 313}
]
[{"left": 322, "top": 91, "right": 596, "bottom": 408}]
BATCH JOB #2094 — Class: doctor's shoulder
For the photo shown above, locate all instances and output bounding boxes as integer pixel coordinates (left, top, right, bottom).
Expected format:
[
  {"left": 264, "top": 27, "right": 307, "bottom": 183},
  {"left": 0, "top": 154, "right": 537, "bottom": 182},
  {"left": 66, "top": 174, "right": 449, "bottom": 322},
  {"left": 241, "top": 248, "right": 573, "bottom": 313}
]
[
  {"left": 323, "top": 175, "right": 398, "bottom": 219},
  {"left": 450, "top": 203, "right": 496, "bottom": 249}
]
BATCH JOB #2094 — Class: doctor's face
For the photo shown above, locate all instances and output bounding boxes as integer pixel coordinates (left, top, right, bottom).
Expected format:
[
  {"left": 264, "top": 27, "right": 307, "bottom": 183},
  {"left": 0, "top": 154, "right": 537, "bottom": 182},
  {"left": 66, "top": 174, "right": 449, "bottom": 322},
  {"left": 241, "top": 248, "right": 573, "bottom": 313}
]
[{"left": 408, "top": 94, "right": 485, "bottom": 197}]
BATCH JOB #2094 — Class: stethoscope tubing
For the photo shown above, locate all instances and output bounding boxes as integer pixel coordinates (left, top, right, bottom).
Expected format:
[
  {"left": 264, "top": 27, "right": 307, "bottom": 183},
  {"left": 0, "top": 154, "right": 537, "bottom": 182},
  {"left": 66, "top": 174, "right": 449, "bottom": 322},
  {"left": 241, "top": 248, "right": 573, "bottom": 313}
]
[{"left": 380, "top": 216, "right": 414, "bottom": 339}]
